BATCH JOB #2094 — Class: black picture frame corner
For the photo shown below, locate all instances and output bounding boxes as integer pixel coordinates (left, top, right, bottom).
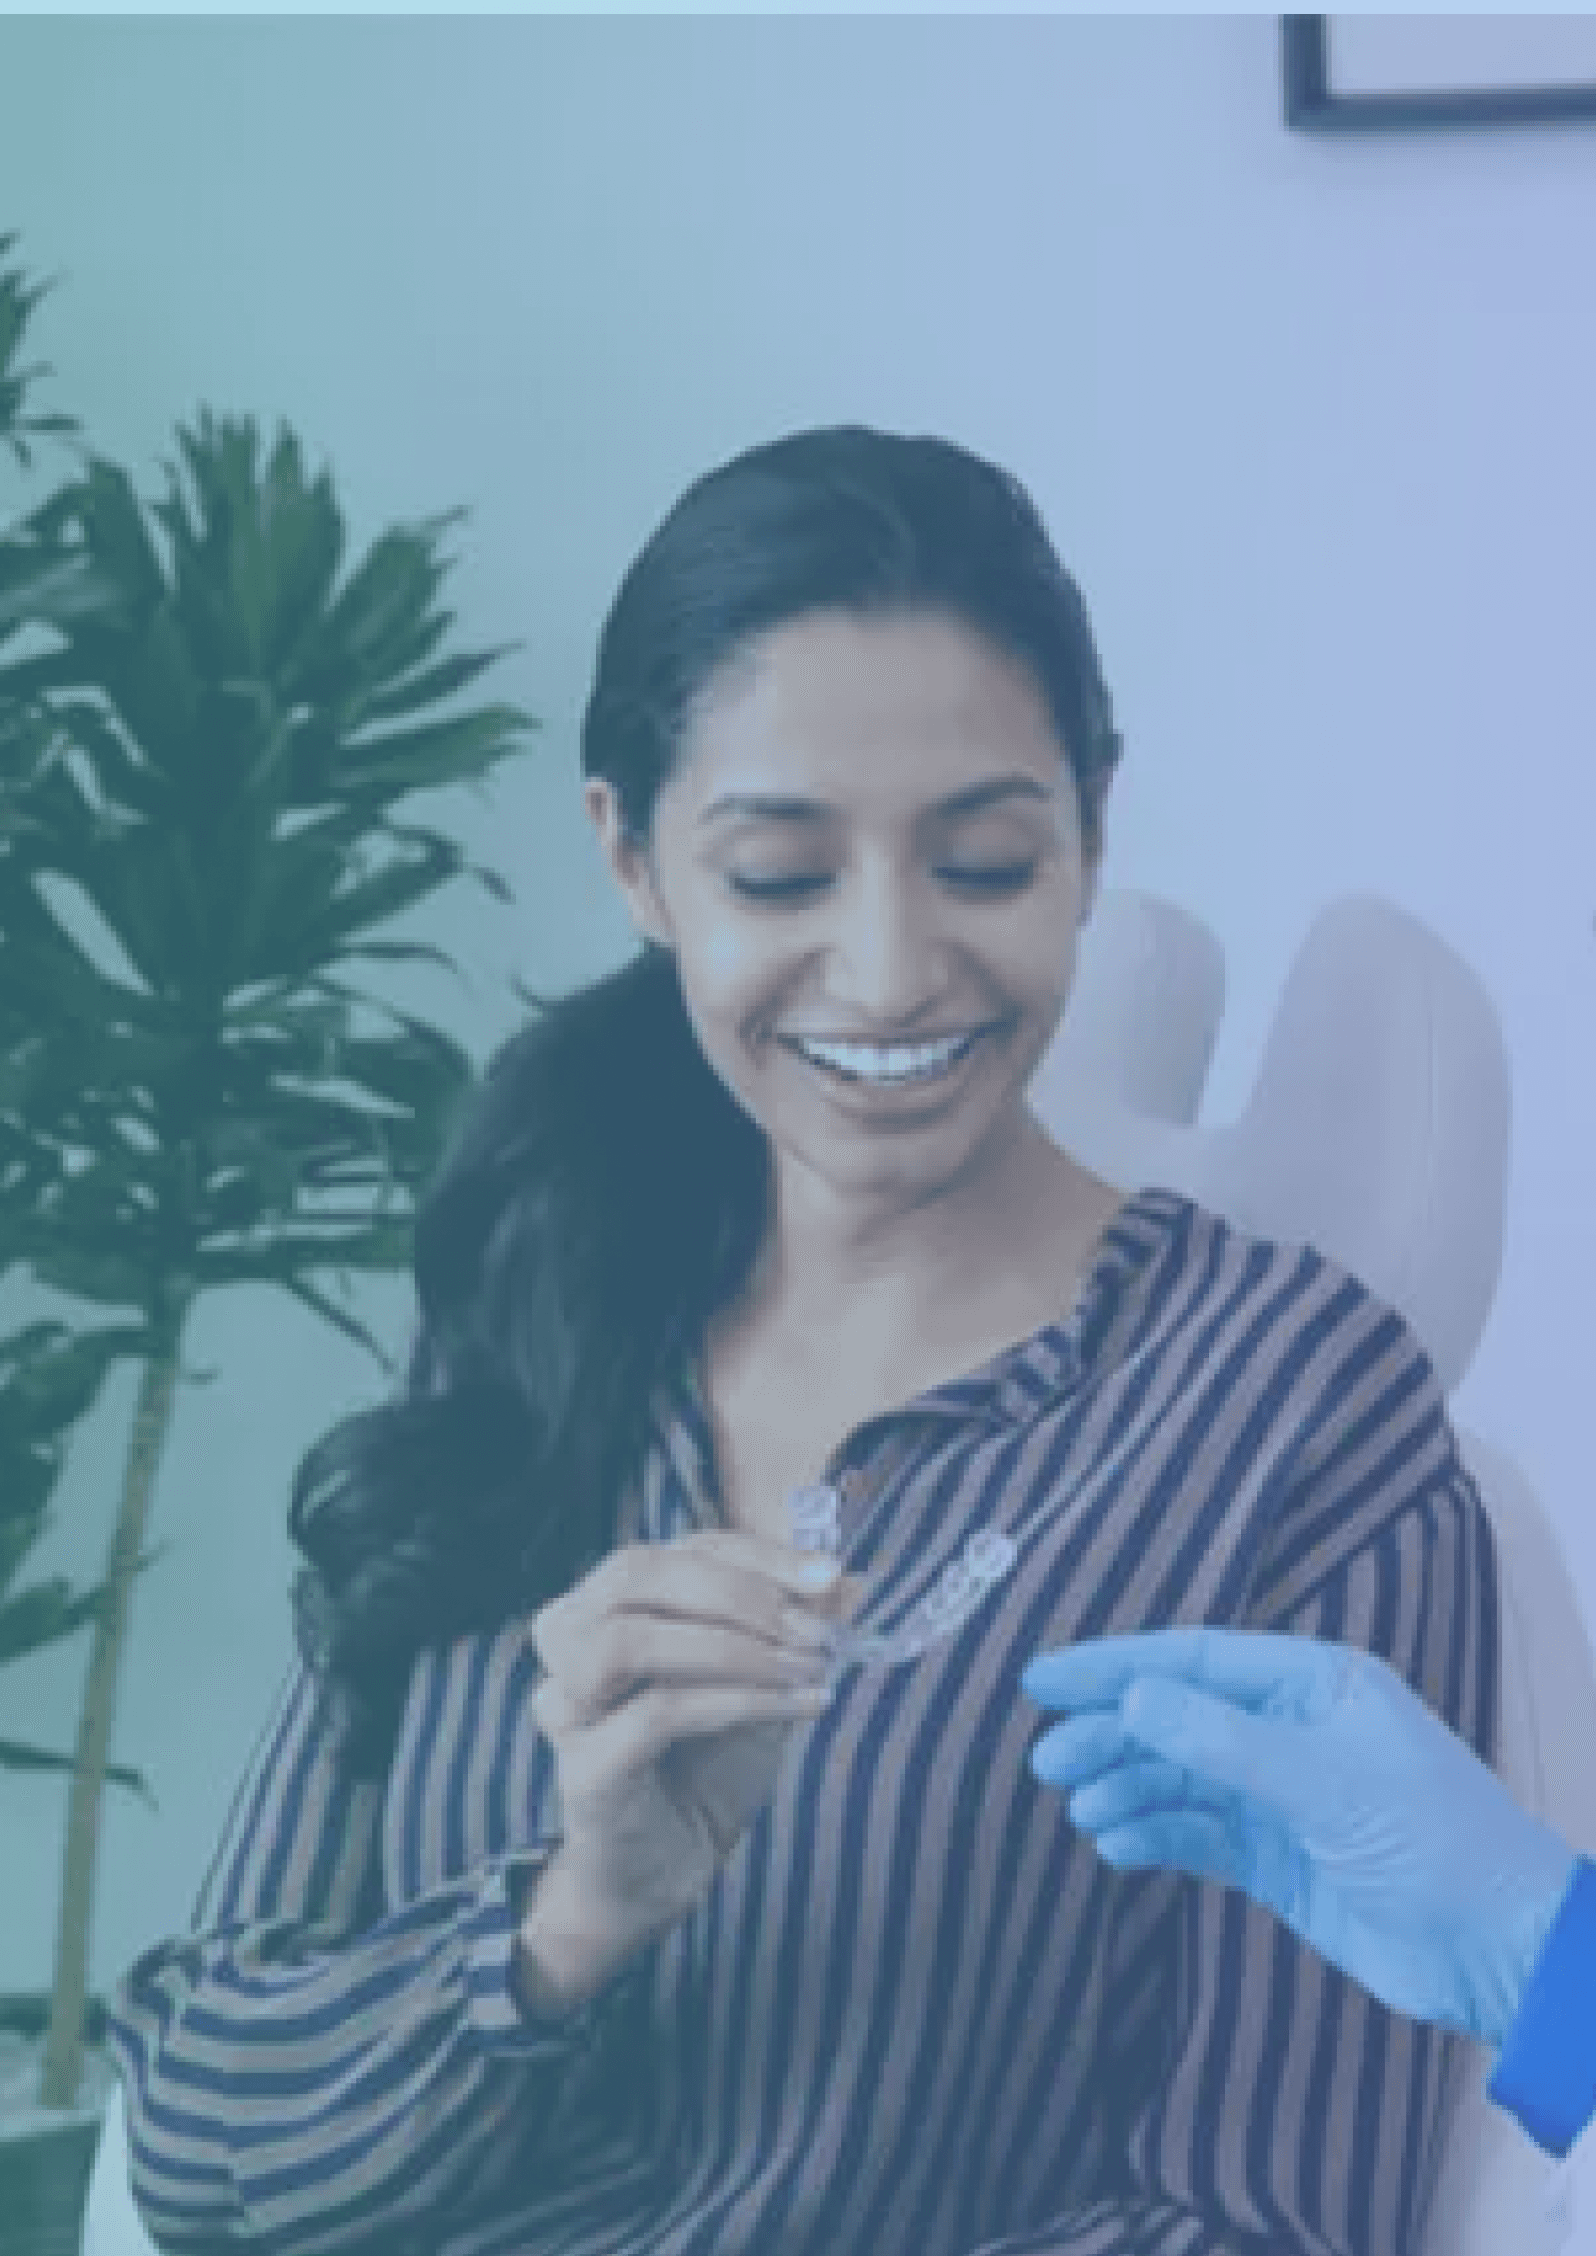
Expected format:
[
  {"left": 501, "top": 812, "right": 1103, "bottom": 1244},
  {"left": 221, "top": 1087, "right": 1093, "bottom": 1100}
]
[{"left": 1281, "top": 13, "right": 1596, "bottom": 135}]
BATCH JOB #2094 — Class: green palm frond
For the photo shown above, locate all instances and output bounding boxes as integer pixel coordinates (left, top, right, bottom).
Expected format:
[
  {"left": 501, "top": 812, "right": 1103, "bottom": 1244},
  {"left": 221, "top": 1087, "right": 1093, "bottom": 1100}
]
[
  {"left": 2, "top": 409, "right": 536, "bottom": 1342},
  {"left": 0, "top": 232, "right": 81, "bottom": 473},
  {"left": 0, "top": 236, "right": 106, "bottom": 655}
]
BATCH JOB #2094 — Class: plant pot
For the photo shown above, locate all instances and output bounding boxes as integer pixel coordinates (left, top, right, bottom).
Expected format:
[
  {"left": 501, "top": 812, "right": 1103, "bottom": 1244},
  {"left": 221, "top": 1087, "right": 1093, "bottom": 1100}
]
[
  {"left": 0, "top": 2109, "right": 104, "bottom": 2256},
  {"left": 0, "top": 2028, "right": 117, "bottom": 2256}
]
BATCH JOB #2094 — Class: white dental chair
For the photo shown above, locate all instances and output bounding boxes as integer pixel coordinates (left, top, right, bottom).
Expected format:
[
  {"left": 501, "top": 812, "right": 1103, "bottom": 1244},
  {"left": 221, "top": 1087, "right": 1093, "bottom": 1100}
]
[
  {"left": 1031, "top": 886, "right": 1596, "bottom": 2256},
  {"left": 81, "top": 888, "right": 1596, "bottom": 2256}
]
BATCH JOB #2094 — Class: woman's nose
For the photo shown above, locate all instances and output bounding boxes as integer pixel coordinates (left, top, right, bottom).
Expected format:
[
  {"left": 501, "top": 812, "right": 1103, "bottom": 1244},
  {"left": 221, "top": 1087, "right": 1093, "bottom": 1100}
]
[{"left": 821, "top": 876, "right": 950, "bottom": 1019}]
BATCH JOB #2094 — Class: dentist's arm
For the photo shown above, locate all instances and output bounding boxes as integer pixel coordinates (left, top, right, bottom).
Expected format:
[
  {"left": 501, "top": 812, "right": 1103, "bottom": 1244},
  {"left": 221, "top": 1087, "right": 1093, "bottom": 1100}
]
[{"left": 1023, "top": 1626, "right": 1596, "bottom": 2158}]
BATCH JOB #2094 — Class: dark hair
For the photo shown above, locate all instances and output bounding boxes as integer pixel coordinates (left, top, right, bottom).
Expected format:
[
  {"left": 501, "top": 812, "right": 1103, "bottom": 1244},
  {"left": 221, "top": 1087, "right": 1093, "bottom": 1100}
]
[{"left": 288, "top": 426, "right": 1124, "bottom": 1776}]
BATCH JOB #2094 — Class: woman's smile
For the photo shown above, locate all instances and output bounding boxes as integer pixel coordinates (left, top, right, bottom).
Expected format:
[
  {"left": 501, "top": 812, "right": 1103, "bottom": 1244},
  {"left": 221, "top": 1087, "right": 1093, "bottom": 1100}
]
[{"left": 777, "top": 1018, "right": 1009, "bottom": 1116}]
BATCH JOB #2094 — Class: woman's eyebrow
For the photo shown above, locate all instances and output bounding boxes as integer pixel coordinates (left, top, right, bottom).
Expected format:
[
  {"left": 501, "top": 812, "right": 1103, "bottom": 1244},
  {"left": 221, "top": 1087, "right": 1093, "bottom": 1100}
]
[{"left": 698, "top": 774, "right": 1053, "bottom": 829}]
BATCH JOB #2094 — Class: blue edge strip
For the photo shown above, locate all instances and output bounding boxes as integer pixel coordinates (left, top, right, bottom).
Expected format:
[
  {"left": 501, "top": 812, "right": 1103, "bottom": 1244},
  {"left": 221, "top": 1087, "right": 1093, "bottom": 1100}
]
[{"left": 1489, "top": 1857, "right": 1596, "bottom": 2159}]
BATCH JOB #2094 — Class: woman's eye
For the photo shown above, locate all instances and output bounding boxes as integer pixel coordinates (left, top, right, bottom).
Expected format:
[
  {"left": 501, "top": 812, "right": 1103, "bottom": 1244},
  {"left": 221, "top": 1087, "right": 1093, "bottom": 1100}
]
[
  {"left": 943, "top": 862, "right": 1037, "bottom": 896},
  {"left": 727, "top": 873, "right": 828, "bottom": 902},
  {"left": 727, "top": 864, "right": 1037, "bottom": 905}
]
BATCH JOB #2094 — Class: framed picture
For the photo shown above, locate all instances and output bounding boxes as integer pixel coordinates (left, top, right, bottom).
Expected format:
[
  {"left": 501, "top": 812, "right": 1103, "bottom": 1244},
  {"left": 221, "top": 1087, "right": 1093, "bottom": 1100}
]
[{"left": 1283, "top": 14, "right": 1596, "bottom": 133}]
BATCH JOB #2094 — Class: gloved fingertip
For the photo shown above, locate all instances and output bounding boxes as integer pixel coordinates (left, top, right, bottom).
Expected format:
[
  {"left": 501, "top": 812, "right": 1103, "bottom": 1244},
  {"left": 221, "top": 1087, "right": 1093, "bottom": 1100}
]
[
  {"left": 1125, "top": 1681, "right": 1216, "bottom": 1768},
  {"left": 1121, "top": 1677, "right": 1180, "bottom": 1734}
]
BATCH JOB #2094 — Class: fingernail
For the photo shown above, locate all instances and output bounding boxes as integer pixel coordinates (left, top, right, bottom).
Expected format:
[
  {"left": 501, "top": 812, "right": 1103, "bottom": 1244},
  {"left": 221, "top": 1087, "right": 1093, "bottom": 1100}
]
[{"left": 795, "top": 1555, "right": 841, "bottom": 1589}]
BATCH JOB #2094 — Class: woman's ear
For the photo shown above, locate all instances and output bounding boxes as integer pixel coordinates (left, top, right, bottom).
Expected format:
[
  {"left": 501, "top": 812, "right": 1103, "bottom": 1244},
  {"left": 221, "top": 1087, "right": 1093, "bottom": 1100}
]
[{"left": 584, "top": 780, "right": 672, "bottom": 948}]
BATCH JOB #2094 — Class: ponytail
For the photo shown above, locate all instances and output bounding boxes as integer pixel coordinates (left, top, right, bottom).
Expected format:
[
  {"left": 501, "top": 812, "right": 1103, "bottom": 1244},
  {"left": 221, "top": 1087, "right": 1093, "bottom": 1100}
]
[{"left": 288, "top": 942, "right": 768, "bottom": 1778}]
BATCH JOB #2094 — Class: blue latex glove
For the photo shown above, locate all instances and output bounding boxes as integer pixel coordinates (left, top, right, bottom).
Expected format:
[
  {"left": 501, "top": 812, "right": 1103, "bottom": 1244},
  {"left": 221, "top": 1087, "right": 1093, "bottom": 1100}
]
[{"left": 1022, "top": 1627, "right": 1579, "bottom": 2047}]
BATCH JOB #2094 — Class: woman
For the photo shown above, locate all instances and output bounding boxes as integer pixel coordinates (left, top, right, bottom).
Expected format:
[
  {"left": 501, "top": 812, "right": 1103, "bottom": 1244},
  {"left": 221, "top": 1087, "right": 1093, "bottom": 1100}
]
[
  {"left": 106, "top": 426, "right": 1498, "bottom": 2256},
  {"left": 1024, "top": 1625, "right": 1596, "bottom": 2159}
]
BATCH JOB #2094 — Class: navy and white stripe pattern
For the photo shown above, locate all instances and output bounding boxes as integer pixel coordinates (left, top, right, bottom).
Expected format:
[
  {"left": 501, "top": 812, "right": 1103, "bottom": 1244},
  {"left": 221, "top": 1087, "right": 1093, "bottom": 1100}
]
[{"left": 105, "top": 1186, "right": 1499, "bottom": 2255}]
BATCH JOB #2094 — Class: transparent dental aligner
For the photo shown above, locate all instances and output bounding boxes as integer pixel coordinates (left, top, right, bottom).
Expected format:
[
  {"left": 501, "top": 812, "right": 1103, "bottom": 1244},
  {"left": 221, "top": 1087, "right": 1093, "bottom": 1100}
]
[{"left": 785, "top": 1483, "right": 1017, "bottom": 1666}]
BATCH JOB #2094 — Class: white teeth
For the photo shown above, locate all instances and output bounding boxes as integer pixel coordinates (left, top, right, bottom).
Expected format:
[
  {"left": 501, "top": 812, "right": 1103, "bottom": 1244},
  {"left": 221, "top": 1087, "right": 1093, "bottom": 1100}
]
[{"left": 794, "top": 1031, "right": 980, "bottom": 1082}]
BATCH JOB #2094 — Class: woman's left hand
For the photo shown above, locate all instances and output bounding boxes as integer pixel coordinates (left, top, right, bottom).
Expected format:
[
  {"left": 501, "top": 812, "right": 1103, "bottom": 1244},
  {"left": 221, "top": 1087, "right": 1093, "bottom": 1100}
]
[{"left": 1021, "top": 1626, "right": 1578, "bottom": 2047}]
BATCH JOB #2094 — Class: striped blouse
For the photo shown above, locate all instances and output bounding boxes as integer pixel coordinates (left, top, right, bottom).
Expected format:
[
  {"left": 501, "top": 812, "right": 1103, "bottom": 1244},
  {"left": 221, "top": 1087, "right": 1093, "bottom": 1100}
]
[{"left": 106, "top": 1185, "right": 1500, "bottom": 2256}]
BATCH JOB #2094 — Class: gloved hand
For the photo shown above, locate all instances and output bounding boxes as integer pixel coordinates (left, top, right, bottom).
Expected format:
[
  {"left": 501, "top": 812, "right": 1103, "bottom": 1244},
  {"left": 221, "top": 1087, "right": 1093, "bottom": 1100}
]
[{"left": 1022, "top": 1627, "right": 1579, "bottom": 2047}]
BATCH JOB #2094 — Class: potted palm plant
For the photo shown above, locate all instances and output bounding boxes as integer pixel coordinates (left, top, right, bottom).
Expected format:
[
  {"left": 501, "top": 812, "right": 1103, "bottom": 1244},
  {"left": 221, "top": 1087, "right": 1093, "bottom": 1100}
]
[
  {"left": 0, "top": 232, "right": 538, "bottom": 2252},
  {"left": 0, "top": 233, "right": 169, "bottom": 2256}
]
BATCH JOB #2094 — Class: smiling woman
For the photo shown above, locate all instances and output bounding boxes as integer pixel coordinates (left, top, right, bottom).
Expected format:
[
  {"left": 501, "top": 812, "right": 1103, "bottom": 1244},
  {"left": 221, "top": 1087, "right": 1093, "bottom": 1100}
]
[
  {"left": 582, "top": 601, "right": 1108, "bottom": 1274},
  {"left": 102, "top": 425, "right": 1498, "bottom": 2256}
]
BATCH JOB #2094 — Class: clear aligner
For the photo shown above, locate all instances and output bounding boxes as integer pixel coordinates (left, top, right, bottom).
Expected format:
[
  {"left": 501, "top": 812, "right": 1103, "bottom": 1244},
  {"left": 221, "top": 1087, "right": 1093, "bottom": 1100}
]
[{"left": 785, "top": 1483, "right": 1017, "bottom": 1668}]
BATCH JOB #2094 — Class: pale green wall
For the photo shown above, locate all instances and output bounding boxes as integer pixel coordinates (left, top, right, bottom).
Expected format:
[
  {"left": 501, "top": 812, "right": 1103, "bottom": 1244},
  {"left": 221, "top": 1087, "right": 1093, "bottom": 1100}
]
[{"left": 1, "top": 14, "right": 1592, "bottom": 1998}]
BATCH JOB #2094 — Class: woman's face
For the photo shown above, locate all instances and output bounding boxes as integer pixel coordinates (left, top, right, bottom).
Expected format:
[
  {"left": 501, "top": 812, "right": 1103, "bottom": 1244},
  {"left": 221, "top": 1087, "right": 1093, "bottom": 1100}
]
[{"left": 585, "top": 607, "right": 1098, "bottom": 1211}]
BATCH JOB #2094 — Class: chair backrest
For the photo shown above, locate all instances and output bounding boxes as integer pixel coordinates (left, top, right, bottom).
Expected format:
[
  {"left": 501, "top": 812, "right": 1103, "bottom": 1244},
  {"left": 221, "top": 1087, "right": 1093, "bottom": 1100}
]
[
  {"left": 1033, "top": 888, "right": 1509, "bottom": 1395},
  {"left": 1035, "top": 886, "right": 1596, "bottom": 2252}
]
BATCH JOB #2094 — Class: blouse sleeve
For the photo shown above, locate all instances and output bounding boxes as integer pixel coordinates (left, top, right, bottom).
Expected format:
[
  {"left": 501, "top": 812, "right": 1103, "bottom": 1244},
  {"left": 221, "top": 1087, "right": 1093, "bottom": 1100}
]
[{"left": 103, "top": 1653, "right": 639, "bottom": 2254}]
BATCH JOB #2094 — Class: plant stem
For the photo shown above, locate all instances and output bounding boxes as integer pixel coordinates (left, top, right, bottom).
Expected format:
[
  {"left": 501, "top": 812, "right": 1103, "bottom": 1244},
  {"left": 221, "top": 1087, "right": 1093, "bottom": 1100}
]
[{"left": 37, "top": 1307, "right": 189, "bottom": 2112}]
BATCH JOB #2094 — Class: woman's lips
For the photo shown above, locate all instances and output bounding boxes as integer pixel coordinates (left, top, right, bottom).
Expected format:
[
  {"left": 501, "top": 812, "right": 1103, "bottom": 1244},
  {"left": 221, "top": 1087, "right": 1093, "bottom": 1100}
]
[{"left": 778, "top": 1021, "right": 1007, "bottom": 1109}]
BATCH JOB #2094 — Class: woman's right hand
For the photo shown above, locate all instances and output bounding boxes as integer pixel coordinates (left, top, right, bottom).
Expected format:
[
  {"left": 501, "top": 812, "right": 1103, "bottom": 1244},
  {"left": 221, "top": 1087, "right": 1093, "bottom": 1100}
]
[{"left": 526, "top": 1531, "right": 864, "bottom": 1991}]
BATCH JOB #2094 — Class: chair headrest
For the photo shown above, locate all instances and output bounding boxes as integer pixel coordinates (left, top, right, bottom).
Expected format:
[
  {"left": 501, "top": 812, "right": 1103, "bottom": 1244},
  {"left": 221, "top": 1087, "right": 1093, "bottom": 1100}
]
[{"left": 1031, "top": 890, "right": 1511, "bottom": 1395}]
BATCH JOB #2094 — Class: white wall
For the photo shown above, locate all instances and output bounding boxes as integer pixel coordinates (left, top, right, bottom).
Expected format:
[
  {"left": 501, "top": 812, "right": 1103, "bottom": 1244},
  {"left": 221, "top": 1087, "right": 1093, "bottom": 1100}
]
[{"left": 0, "top": 13, "right": 1592, "bottom": 2001}]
